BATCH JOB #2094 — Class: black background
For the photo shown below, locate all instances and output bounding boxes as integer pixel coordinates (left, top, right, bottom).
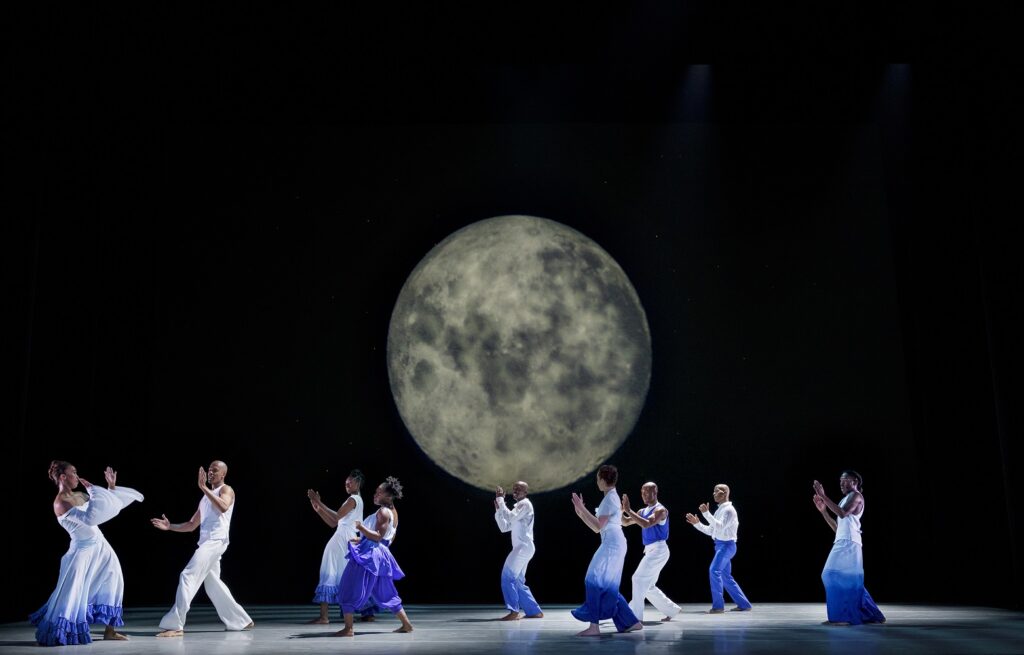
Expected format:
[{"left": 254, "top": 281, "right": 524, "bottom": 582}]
[{"left": 5, "top": 5, "right": 1021, "bottom": 621}]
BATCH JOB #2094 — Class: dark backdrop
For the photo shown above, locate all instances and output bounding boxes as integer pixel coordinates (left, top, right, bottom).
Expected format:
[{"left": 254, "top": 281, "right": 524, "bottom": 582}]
[{"left": 6, "top": 5, "right": 1021, "bottom": 622}]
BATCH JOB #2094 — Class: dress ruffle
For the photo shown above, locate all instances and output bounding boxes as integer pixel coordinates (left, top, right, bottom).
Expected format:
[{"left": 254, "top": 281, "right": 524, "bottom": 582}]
[
  {"left": 87, "top": 603, "right": 124, "bottom": 627},
  {"left": 313, "top": 584, "right": 339, "bottom": 604},
  {"left": 33, "top": 615, "right": 92, "bottom": 647}
]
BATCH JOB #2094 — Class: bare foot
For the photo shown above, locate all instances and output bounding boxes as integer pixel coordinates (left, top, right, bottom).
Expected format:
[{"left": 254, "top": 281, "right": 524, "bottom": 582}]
[
  {"left": 156, "top": 629, "right": 184, "bottom": 638},
  {"left": 661, "top": 616, "right": 673, "bottom": 621},
  {"left": 524, "top": 612, "right": 544, "bottom": 619},
  {"left": 576, "top": 625, "right": 602, "bottom": 636},
  {"left": 103, "top": 627, "right": 128, "bottom": 640},
  {"left": 623, "top": 622, "right": 643, "bottom": 633},
  {"left": 394, "top": 625, "right": 413, "bottom": 633},
  {"left": 306, "top": 617, "right": 330, "bottom": 624},
  {"left": 500, "top": 611, "right": 522, "bottom": 621},
  {"left": 359, "top": 615, "right": 376, "bottom": 622},
  {"left": 333, "top": 628, "right": 355, "bottom": 637}
]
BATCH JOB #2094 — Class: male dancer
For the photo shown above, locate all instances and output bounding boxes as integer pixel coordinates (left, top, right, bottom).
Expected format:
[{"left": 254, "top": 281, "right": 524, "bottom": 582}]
[
  {"left": 151, "top": 461, "right": 253, "bottom": 637},
  {"left": 494, "top": 481, "right": 543, "bottom": 620},
  {"left": 686, "top": 483, "right": 753, "bottom": 613},
  {"left": 622, "top": 482, "right": 681, "bottom": 621}
]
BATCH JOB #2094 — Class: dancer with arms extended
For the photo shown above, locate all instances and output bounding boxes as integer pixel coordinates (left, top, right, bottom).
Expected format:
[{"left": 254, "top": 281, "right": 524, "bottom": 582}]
[
  {"left": 151, "top": 461, "right": 253, "bottom": 637},
  {"left": 570, "top": 464, "right": 643, "bottom": 636},
  {"left": 494, "top": 481, "right": 543, "bottom": 620},
  {"left": 622, "top": 482, "right": 681, "bottom": 621},
  {"left": 31, "top": 461, "right": 143, "bottom": 646},
  {"left": 813, "top": 470, "right": 886, "bottom": 625},
  {"left": 686, "top": 483, "right": 753, "bottom": 613},
  {"left": 334, "top": 476, "right": 414, "bottom": 637},
  {"left": 306, "top": 469, "right": 365, "bottom": 624}
]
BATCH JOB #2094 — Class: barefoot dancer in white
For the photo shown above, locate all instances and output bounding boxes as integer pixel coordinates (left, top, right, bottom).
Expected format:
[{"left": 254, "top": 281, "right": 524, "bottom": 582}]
[
  {"left": 31, "top": 462, "right": 142, "bottom": 646},
  {"left": 494, "top": 481, "right": 543, "bottom": 620},
  {"left": 622, "top": 482, "right": 681, "bottom": 621},
  {"left": 306, "top": 469, "right": 365, "bottom": 624},
  {"left": 151, "top": 461, "right": 253, "bottom": 637}
]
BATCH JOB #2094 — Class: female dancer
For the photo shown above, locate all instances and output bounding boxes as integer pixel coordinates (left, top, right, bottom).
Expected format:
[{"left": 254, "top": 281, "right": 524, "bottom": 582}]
[
  {"left": 31, "top": 461, "right": 143, "bottom": 646},
  {"left": 307, "top": 469, "right": 365, "bottom": 623},
  {"left": 334, "top": 476, "right": 414, "bottom": 636},
  {"left": 570, "top": 464, "right": 643, "bottom": 636},
  {"left": 813, "top": 471, "right": 886, "bottom": 625}
]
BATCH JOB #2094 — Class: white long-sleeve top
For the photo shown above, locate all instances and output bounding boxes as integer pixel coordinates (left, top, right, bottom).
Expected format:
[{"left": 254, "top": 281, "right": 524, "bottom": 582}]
[
  {"left": 692, "top": 501, "right": 740, "bottom": 541},
  {"left": 494, "top": 497, "right": 535, "bottom": 548}
]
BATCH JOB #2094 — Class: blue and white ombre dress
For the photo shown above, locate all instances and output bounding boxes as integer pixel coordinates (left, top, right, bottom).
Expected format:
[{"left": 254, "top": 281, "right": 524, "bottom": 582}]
[
  {"left": 313, "top": 494, "right": 364, "bottom": 604},
  {"left": 30, "top": 485, "right": 144, "bottom": 646},
  {"left": 571, "top": 488, "right": 640, "bottom": 631},
  {"left": 821, "top": 494, "right": 885, "bottom": 625}
]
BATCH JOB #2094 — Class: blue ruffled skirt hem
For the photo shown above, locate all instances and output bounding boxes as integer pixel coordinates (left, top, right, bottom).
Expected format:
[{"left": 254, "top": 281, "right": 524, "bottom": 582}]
[
  {"left": 33, "top": 616, "right": 92, "bottom": 647},
  {"left": 313, "top": 584, "right": 339, "bottom": 604}
]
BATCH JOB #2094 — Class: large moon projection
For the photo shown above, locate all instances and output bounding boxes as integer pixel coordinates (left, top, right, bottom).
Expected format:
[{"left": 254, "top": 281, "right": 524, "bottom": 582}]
[{"left": 387, "top": 216, "right": 652, "bottom": 492}]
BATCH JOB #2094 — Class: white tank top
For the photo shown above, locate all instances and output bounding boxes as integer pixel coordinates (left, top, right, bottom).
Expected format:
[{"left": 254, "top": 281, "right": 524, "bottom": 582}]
[
  {"left": 199, "top": 484, "right": 233, "bottom": 544},
  {"left": 363, "top": 507, "right": 398, "bottom": 543},
  {"left": 834, "top": 493, "right": 863, "bottom": 545},
  {"left": 335, "top": 494, "right": 364, "bottom": 539}
]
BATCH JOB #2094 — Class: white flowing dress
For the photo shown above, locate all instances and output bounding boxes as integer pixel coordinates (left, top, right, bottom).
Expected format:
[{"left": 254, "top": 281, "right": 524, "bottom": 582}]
[
  {"left": 30, "top": 485, "right": 144, "bottom": 646},
  {"left": 313, "top": 494, "right": 364, "bottom": 603}
]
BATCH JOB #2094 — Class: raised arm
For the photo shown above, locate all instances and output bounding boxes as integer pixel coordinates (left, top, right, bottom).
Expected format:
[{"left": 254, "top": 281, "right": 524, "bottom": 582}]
[
  {"left": 151, "top": 508, "right": 201, "bottom": 533},
  {"left": 198, "top": 468, "right": 234, "bottom": 513},
  {"left": 813, "top": 480, "right": 862, "bottom": 519},
  {"left": 813, "top": 495, "right": 837, "bottom": 533},
  {"left": 572, "top": 493, "right": 609, "bottom": 534},
  {"left": 622, "top": 494, "right": 667, "bottom": 529}
]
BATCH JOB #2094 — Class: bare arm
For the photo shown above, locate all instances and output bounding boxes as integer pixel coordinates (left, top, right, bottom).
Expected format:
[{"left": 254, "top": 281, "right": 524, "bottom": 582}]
[
  {"left": 572, "top": 493, "right": 608, "bottom": 533},
  {"left": 199, "top": 471, "right": 234, "bottom": 514},
  {"left": 813, "top": 481, "right": 861, "bottom": 519},
  {"left": 356, "top": 508, "right": 389, "bottom": 542},
  {"left": 622, "top": 494, "right": 667, "bottom": 529},
  {"left": 813, "top": 495, "right": 838, "bottom": 532},
  {"left": 151, "top": 508, "right": 201, "bottom": 533}
]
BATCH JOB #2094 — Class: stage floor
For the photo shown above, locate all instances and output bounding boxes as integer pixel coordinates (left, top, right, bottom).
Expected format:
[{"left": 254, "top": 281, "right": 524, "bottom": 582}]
[{"left": 3, "top": 604, "right": 1022, "bottom": 654}]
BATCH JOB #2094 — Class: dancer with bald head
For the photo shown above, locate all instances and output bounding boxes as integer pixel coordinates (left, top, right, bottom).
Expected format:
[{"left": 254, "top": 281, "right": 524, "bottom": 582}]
[
  {"left": 622, "top": 482, "right": 681, "bottom": 621},
  {"left": 686, "top": 483, "right": 753, "bottom": 613},
  {"left": 494, "top": 481, "right": 543, "bottom": 620},
  {"left": 151, "top": 461, "right": 253, "bottom": 637}
]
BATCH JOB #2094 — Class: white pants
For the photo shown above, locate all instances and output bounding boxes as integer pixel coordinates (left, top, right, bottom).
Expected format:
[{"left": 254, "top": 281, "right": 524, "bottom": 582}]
[
  {"left": 159, "top": 539, "right": 252, "bottom": 631},
  {"left": 630, "top": 541, "right": 680, "bottom": 620}
]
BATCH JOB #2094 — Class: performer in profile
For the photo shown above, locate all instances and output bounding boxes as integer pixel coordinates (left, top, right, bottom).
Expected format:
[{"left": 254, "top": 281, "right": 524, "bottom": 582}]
[
  {"left": 570, "top": 464, "right": 643, "bottom": 636},
  {"left": 494, "top": 481, "right": 543, "bottom": 620},
  {"left": 31, "top": 461, "right": 143, "bottom": 646},
  {"left": 334, "top": 476, "right": 414, "bottom": 637},
  {"left": 813, "top": 471, "right": 886, "bottom": 625},
  {"left": 685, "top": 483, "right": 753, "bottom": 613},
  {"left": 622, "top": 482, "right": 681, "bottom": 621},
  {"left": 306, "top": 469, "right": 365, "bottom": 624},
  {"left": 151, "top": 461, "right": 253, "bottom": 637}
]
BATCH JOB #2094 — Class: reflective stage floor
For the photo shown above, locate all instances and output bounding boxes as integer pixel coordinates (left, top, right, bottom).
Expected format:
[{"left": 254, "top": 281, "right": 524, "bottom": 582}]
[{"left": 2, "top": 604, "right": 1022, "bottom": 654}]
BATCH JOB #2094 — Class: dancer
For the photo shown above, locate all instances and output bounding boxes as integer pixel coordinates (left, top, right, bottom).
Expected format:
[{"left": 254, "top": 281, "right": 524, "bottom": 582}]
[
  {"left": 813, "top": 471, "right": 886, "bottom": 625},
  {"left": 306, "top": 469, "right": 366, "bottom": 624},
  {"left": 622, "top": 482, "right": 681, "bottom": 621},
  {"left": 494, "top": 481, "right": 543, "bottom": 620},
  {"left": 334, "top": 476, "right": 413, "bottom": 637},
  {"left": 151, "top": 461, "right": 253, "bottom": 637},
  {"left": 570, "top": 465, "right": 643, "bottom": 636},
  {"left": 31, "top": 462, "right": 143, "bottom": 646},
  {"left": 685, "top": 483, "right": 753, "bottom": 613}
]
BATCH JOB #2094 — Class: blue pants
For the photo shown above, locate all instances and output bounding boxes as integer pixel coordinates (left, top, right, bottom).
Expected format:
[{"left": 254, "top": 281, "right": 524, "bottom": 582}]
[
  {"left": 709, "top": 540, "right": 751, "bottom": 610},
  {"left": 501, "top": 562, "right": 542, "bottom": 616}
]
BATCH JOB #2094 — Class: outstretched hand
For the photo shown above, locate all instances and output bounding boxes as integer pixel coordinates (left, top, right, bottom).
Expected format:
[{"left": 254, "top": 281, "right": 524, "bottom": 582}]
[
  {"left": 198, "top": 467, "right": 208, "bottom": 490},
  {"left": 812, "top": 495, "right": 827, "bottom": 512},
  {"left": 571, "top": 492, "right": 585, "bottom": 509},
  {"left": 621, "top": 494, "right": 632, "bottom": 513},
  {"left": 685, "top": 512, "right": 700, "bottom": 525},
  {"left": 104, "top": 466, "right": 117, "bottom": 490},
  {"left": 812, "top": 480, "right": 825, "bottom": 497},
  {"left": 496, "top": 486, "right": 505, "bottom": 498},
  {"left": 698, "top": 502, "right": 709, "bottom": 513},
  {"left": 307, "top": 489, "right": 322, "bottom": 511},
  {"left": 151, "top": 514, "right": 171, "bottom": 531}
]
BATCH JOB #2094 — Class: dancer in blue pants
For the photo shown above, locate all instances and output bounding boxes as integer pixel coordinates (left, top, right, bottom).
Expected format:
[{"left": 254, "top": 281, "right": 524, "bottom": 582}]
[
  {"left": 686, "top": 483, "right": 753, "bottom": 613},
  {"left": 494, "top": 481, "right": 543, "bottom": 620}
]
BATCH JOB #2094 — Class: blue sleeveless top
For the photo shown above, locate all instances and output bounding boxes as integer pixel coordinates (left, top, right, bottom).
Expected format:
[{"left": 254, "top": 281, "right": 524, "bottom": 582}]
[{"left": 640, "top": 503, "right": 669, "bottom": 545}]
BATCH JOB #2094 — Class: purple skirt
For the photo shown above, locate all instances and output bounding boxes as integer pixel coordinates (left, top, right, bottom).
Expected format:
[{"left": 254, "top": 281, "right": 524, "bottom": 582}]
[{"left": 337, "top": 539, "right": 405, "bottom": 615}]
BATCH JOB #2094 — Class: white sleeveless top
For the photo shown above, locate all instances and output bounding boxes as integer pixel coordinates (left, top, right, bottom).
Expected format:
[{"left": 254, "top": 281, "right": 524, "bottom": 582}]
[
  {"left": 335, "top": 494, "right": 364, "bottom": 538},
  {"left": 199, "top": 484, "right": 233, "bottom": 544},
  {"left": 834, "top": 493, "right": 863, "bottom": 545},
  {"left": 362, "top": 507, "right": 398, "bottom": 544}
]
